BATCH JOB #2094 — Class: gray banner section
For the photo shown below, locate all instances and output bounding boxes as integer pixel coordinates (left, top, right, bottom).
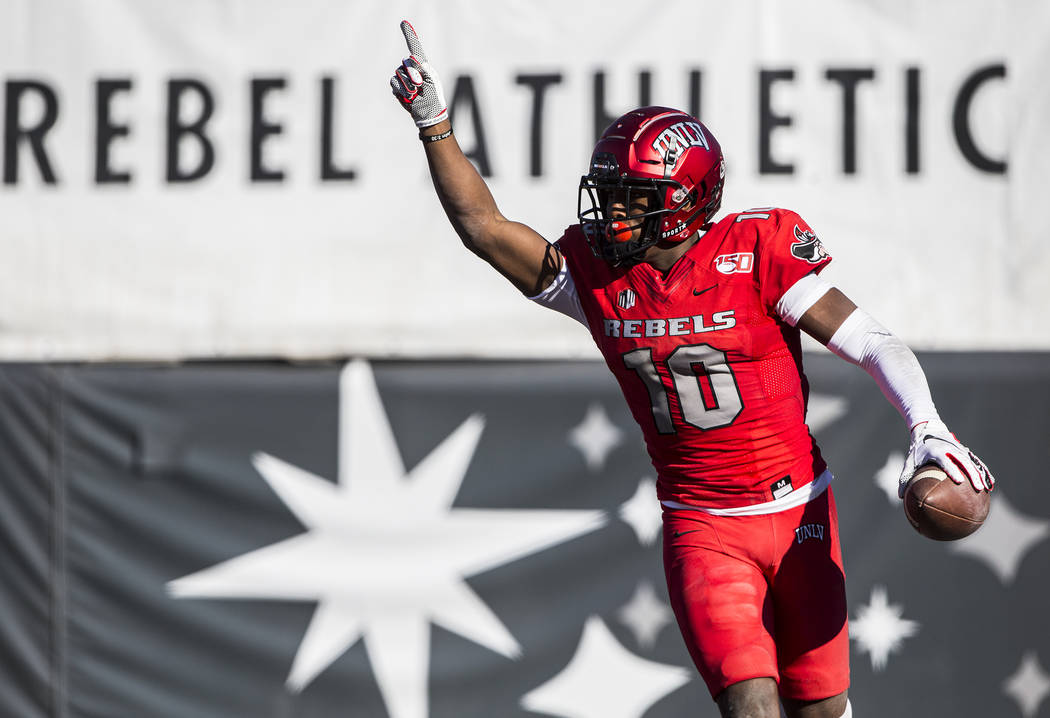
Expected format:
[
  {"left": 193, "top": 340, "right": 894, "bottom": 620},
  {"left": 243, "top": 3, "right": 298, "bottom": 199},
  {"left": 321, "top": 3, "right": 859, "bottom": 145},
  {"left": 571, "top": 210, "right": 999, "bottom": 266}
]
[{"left": 0, "top": 355, "right": 1047, "bottom": 717}]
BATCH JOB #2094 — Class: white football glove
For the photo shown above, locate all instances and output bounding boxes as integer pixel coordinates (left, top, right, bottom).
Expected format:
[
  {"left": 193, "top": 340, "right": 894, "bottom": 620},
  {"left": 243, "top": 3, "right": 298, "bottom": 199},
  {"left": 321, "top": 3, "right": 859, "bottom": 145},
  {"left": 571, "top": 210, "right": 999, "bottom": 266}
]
[
  {"left": 898, "top": 418, "right": 995, "bottom": 497},
  {"left": 390, "top": 21, "right": 449, "bottom": 129}
]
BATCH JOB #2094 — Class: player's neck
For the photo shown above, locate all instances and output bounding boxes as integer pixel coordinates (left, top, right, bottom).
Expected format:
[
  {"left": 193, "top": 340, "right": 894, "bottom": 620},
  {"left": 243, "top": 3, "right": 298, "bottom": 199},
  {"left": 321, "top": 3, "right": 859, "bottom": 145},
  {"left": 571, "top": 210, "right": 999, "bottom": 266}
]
[{"left": 643, "top": 232, "right": 701, "bottom": 276}]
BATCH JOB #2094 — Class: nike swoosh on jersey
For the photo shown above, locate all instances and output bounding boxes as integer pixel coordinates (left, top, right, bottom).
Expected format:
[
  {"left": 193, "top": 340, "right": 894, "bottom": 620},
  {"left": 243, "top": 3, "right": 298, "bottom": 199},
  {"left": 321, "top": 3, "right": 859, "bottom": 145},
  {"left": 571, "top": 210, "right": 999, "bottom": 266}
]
[{"left": 693, "top": 284, "right": 717, "bottom": 296}]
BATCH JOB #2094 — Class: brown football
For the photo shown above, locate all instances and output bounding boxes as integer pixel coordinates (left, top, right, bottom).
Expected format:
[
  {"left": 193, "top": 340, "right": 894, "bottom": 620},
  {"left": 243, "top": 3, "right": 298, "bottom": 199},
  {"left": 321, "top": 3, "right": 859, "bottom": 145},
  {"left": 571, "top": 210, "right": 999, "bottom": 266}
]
[{"left": 903, "top": 464, "right": 990, "bottom": 541}]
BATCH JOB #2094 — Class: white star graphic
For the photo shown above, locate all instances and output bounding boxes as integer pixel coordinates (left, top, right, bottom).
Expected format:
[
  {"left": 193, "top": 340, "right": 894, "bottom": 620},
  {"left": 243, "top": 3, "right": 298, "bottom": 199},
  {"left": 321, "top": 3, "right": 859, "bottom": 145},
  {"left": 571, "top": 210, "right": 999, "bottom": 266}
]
[
  {"left": 953, "top": 491, "right": 1050, "bottom": 587},
  {"left": 849, "top": 585, "right": 919, "bottom": 671},
  {"left": 619, "top": 477, "right": 663, "bottom": 546},
  {"left": 617, "top": 580, "right": 673, "bottom": 650},
  {"left": 521, "top": 615, "right": 692, "bottom": 718},
  {"left": 569, "top": 403, "right": 623, "bottom": 472},
  {"left": 806, "top": 393, "right": 849, "bottom": 434},
  {"left": 1003, "top": 651, "right": 1050, "bottom": 718},
  {"left": 874, "top": 450, "right": 905, "bottom": 504},
  {"left": 949, "top": 490, "right": 1050, "bottom": 585},
  {"left": 167, "top": 360, "right": 606, "bottom": 718}
]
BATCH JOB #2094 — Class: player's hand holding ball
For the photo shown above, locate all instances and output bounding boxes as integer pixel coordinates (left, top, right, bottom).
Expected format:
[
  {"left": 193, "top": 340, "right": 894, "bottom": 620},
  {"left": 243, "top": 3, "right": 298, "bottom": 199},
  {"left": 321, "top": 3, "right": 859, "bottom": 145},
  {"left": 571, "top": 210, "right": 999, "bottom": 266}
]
[
  {"left": 390, "top": 21, "right": 449, "bottom": 129},
  {"left": 898, "top": 418, "right": 995, "bottom": 494},
  {"left": 899, "top": 418, "right": 995, "bottom": 541}
]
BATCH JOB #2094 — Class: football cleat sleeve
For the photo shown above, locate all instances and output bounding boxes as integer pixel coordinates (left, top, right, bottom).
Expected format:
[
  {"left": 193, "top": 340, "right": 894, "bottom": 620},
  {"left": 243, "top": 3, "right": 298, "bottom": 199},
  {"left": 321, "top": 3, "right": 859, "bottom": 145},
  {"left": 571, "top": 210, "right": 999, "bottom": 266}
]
[
  {"left": 898, "top": 418, "right": 996, "bottom": 496},
  {"left": 390, "top": 21, "right": 449, "bottom": 129}
]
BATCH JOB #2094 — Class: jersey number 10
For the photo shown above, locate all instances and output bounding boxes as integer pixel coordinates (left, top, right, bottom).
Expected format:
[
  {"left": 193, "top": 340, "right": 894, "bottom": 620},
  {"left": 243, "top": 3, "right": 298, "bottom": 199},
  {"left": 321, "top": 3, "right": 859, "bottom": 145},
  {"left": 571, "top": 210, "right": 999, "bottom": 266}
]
[{"left": 623, "top": 344, "right": 744, "bottom": 433}]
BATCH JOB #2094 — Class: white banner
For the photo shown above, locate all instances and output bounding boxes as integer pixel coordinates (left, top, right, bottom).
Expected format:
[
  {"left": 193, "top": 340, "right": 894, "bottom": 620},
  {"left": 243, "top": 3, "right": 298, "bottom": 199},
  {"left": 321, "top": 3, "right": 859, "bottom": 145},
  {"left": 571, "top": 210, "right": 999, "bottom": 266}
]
[{"left": 1, "top": 0, "right": 1047, "bottom": 359}]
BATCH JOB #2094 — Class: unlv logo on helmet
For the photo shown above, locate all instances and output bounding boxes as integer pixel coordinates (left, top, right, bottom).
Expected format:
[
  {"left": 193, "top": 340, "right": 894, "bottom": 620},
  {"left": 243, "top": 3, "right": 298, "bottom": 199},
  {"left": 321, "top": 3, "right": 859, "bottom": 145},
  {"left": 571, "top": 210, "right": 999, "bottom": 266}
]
[
  {"left": 650, "top": 121, "right": 711, "bottom": 159},
  {"left": 790, "top": 225, "right": 830, "bottom": 264}
]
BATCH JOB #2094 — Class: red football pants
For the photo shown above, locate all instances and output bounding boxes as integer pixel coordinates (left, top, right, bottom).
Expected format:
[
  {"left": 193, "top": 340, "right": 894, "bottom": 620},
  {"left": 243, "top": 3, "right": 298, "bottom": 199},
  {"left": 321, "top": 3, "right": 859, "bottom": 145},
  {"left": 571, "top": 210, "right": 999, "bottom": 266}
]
[{"left": 662, "top": 487, "right": 849, "bottom": 701}]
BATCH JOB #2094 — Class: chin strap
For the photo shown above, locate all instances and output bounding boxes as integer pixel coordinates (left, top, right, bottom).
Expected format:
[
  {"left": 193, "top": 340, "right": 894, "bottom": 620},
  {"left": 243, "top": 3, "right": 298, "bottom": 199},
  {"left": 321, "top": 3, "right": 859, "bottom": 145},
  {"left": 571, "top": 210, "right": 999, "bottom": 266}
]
[{"left": 666, "top": 201, "right": 708, "bottom": 241}]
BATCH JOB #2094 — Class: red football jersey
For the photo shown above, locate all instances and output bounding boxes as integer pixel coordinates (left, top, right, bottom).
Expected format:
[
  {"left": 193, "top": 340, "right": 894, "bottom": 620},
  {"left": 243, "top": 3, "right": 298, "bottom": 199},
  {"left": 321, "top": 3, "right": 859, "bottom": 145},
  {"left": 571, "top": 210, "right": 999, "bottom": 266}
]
[{"left": 557, "top": 208, "right": 831, "bottom": 509}]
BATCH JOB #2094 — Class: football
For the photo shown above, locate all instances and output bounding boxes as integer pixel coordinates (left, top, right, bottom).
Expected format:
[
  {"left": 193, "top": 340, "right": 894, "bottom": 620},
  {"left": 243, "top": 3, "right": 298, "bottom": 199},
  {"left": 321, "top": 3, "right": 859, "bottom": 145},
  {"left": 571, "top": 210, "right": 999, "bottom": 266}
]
[{"left": 902, "top": 463, "right": 990, "bottom": 541}]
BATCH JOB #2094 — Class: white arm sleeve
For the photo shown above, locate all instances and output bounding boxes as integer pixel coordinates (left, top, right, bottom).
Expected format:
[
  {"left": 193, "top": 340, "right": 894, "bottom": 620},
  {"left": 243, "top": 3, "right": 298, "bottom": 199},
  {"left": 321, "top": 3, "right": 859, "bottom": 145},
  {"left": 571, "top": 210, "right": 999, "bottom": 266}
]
[
  {"left": 826, "top": 308, "right": 939, "bottom": 429},
  {"left": 527, "top": 255, "right": 587, "bottom": 326},
  {"left": 776, "top": 272, "right": 833, "bottom": 327}
]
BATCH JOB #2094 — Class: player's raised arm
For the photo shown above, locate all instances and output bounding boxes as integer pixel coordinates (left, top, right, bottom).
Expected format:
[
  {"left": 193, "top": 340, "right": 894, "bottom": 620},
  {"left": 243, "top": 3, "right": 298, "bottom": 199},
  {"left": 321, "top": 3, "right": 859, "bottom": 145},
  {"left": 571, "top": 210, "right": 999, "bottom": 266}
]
[{"left": 390, "top": 21, "right": 561, "bottom": 296}]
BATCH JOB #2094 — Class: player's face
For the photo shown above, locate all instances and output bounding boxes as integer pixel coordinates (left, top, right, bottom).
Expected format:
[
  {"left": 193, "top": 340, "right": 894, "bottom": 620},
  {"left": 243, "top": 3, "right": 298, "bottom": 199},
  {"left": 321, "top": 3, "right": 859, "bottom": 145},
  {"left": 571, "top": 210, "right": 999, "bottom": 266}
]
[{"left": 602, "top": 189, "right": 652, "bottom": 244}]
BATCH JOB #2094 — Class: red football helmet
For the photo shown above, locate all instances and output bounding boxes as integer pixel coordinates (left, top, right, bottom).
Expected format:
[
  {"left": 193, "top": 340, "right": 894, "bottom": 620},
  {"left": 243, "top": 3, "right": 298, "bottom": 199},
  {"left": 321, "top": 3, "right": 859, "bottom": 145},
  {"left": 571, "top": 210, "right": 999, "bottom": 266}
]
[{"left": 578, "top": 106, "right": 725, "bottom": 265}]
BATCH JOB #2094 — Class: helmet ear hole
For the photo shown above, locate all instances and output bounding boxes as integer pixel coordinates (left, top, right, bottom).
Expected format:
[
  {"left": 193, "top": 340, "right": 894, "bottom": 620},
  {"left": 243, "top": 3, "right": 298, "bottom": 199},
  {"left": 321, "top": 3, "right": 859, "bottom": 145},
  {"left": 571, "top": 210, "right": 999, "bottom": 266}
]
[{"left": 669, "top": 186, "right": 696, "bottom": 210}]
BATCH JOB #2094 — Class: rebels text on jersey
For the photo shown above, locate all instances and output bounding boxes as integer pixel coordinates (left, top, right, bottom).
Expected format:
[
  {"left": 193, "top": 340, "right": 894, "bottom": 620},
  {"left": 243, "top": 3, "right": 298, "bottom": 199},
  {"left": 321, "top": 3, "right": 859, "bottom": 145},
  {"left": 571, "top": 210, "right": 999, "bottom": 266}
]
[{"left": 556, "top": 208, "right": 831, "bottom": 509}]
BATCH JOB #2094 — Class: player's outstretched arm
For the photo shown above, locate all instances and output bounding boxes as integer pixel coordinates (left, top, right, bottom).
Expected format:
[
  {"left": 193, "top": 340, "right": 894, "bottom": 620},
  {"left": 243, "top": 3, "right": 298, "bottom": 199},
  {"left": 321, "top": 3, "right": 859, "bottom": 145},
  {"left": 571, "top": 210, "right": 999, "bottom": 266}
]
[
  {"left": 389, "top": 21, "right": 561, "bottom": 296},
  {"left": 797, "top": 285, "right": 995, "bottom": 495}
]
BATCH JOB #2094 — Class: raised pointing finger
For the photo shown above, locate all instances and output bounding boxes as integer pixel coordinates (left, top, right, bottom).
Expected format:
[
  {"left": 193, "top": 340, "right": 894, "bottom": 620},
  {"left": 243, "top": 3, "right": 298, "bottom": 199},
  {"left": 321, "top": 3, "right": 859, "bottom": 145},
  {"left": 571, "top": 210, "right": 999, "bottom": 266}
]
[{"left": 400, "top": 20, "right": 427, "bottom": 62}]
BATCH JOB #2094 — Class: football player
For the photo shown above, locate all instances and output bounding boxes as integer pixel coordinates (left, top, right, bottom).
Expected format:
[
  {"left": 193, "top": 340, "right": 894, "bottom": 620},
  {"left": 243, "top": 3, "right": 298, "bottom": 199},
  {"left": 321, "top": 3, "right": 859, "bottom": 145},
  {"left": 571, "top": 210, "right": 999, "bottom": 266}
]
[{"left": 391, "top": 21, "right": 994, "bottom": 718}]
